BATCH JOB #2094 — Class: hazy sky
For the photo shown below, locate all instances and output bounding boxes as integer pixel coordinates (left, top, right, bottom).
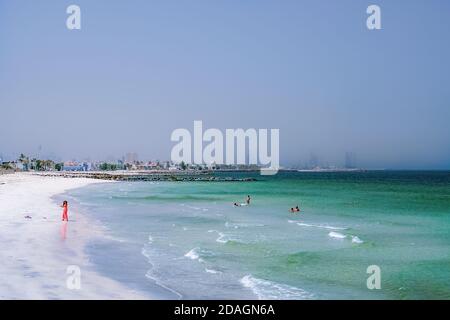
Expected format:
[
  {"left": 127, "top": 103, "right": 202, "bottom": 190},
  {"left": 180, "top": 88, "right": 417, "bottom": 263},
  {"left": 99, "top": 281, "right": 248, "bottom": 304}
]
[{"left": 1, "top": 0, "right": 449, "bottom": 169}]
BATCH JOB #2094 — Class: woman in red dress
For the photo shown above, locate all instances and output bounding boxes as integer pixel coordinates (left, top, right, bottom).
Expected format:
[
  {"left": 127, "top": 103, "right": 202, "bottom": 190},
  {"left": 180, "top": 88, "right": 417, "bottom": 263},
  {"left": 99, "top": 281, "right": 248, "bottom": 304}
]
[{"left": 61, "top": 200, "right": 69, "bottom": 221}]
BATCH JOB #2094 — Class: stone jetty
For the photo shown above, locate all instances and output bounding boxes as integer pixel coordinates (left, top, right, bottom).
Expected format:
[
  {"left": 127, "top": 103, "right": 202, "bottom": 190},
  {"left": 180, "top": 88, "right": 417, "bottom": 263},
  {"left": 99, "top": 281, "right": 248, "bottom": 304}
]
[{"left": 34, "top": 171, "right": 257, "bottom": 182}]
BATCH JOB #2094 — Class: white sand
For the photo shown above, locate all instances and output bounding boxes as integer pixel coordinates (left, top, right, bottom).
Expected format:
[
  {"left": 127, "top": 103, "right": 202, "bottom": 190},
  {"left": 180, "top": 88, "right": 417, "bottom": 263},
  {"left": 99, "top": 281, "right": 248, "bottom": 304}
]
[{"left": 0, "top": 172, "right": 150, "bottom": 299}]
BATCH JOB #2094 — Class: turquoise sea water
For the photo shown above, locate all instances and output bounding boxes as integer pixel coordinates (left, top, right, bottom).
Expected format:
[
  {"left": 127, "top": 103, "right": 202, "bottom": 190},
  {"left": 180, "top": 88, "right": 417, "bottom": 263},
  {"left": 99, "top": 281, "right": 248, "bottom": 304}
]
[{"left": 67, "top": 171, "right": 450, "bottom": 299}]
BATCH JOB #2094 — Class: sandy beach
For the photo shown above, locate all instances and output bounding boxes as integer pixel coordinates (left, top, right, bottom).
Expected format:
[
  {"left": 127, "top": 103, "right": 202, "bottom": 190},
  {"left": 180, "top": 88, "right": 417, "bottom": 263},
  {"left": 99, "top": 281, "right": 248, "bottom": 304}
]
[{"left": 0, "top": 172, "right": 149, "bottom": 299}]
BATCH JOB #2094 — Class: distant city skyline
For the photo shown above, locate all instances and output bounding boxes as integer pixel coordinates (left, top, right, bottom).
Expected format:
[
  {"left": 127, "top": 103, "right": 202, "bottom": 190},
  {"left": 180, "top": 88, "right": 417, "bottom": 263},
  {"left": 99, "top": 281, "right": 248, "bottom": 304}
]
[{"left": 1, "top": 1, "right": 450, "bottom": 169}]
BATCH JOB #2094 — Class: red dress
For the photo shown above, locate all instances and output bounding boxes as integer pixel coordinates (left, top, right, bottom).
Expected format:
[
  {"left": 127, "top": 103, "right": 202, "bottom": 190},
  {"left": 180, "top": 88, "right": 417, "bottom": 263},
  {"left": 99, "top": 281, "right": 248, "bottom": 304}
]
[{"left": 62, "top": 204, "right": 68, "bottom": 221}]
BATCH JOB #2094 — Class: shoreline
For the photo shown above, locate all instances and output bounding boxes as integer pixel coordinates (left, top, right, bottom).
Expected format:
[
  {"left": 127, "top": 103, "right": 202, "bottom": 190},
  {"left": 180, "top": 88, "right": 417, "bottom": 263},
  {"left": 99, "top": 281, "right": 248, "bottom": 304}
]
[{"left": 0, "top": 172, "right": 152, "bottom": 299}]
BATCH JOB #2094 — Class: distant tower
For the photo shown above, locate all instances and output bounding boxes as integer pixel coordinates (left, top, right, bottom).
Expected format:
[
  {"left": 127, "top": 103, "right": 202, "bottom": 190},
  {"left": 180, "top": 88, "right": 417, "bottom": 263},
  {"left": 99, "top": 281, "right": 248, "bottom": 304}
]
[
  {"left": 309, "top": 153, "right": 319, "bottom": 169},
  {"left": 125, "top": 152, "right": 139, "bottom": 164},
  {"left": 345, "top": 152, "right": 357, "bottom": 169}
]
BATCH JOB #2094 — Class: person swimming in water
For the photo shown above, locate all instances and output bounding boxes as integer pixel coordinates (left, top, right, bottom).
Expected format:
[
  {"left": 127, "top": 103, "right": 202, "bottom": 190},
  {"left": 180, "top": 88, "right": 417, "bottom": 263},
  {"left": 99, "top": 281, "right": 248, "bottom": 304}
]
[
  {"left": 61, "top": 200, "right": 69, "bottom": 221},
  {"left": 234, "top": 195, "right": 251, "bottom": 207},
  {"left": 290, "top": 205, "right": 300, "bottom": 213}
]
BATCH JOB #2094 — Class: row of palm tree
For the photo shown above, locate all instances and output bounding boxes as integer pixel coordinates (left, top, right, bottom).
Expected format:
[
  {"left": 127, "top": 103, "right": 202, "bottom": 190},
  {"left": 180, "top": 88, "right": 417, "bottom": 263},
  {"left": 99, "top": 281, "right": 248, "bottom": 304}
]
[{"left": 17, "top": 154, "right": 60, "bottom": 171}]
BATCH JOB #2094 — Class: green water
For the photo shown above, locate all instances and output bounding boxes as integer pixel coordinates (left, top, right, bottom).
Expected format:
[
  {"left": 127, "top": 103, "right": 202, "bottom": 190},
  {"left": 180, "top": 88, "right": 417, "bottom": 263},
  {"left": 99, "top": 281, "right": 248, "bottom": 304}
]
[{"left": 73, "top": 171, "right": 450, "bottom": 299}]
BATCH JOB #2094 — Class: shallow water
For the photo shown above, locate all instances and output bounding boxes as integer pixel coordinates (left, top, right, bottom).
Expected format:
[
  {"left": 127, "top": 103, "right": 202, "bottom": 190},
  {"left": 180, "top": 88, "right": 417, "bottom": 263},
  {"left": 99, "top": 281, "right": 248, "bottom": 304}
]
[{"left": 68, "top": 171, "right": 450, "bottom": 299}]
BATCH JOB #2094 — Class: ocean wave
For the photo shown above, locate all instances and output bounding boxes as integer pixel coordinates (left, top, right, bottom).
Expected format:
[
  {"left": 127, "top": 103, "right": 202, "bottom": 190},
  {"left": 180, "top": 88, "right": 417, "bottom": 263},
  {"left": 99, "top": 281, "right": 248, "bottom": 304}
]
[
  {"left": 183, "top": 248, "right": 223, "bottom": 275},
  {"left": 351, "top": 236, "right": 364, "bottom": 244},
  {"left": 240, "top": 275, "right": 314, "bottom": 300},
  {"left": 208, "top": 230, "right": 239, "bottom": 244},
  {"left": 298, "top": 223, "right": 345, "bottom": 230},
  {"left": 328, "top": 232, "right": 364, "bottom": 244},
  {"left": 205, "top": 268, "right": 222, "bottom": 274},
  {"left": 225, "top": 221, "right": 265, "bottom": 229},
  {"left": 289, "top": 220, "right": 346, "bottom": 230},
  {"left": 216, "top": 232, "right": 229, "bottom": 244},
  {"left": 184, "top": 247, "right": 216, "bottom": 262},
  {"left": 113, "top": 194, "right": 222, "bottom": 202},
  {"left": 225, "top": 222, "right": 239, "bottom": 229},
  {"left": 103, "top": 234, "right": 127, "bottom": 243},
  {"left": 145, "top": 271, "right": 183, "bottom": 299},
  {"left": 141, "top": 247, "right": 151, "bottom": 260},
  {"left": 328, "top": 231, "right": 347, "bottom": 239},
  {"left": 141, "top": 248, "right": 183, "bottom": 299},
  {"left": 78, "top": 201, "right": 96, "bottom": 207},
  {"left": 184, "top": 205, "right": 209, "bottom": 211},
  {"left": 185, "top": 248, "right": 200, "bottom": 260}
]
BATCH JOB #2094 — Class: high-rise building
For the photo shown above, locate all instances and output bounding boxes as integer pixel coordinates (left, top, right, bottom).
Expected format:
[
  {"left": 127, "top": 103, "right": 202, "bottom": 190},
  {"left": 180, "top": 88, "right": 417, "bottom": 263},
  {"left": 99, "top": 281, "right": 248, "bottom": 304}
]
[
  {"left": 345, "top": 152, "right": 357, "bottom": 169},
  {"left": 125, "top": 152, "right": 139, "bottom": 164},
  {"left": 309, "top": 153, "right": 319, "bottom": 169}
]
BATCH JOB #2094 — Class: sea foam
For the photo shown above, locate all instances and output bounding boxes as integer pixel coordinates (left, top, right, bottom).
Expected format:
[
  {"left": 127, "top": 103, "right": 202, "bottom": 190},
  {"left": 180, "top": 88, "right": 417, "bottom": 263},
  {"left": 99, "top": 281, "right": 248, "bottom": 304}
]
[
  {"left": 240, "top": 275, "right": 314, "bottom": 300},
  {"left": 351, "top": 236, "right": 364, "bottom": 244},
  {"left": 328, "top": 231, "right": 347, "bottom": 239},
  {"left": 208, "top": 230, "right": 235, "bottom": 244},
  {"left": 205, "top": 268, "right": 222, "bottom": 274},
  {"left": 290, "top": 220, "right": 346, "bottom": 230},
  {"left": 328, "top": 232, "right": 364, "bottom": 244},
  {"left": 184, "top": 248, "right": 200, "bottom": 260}
]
